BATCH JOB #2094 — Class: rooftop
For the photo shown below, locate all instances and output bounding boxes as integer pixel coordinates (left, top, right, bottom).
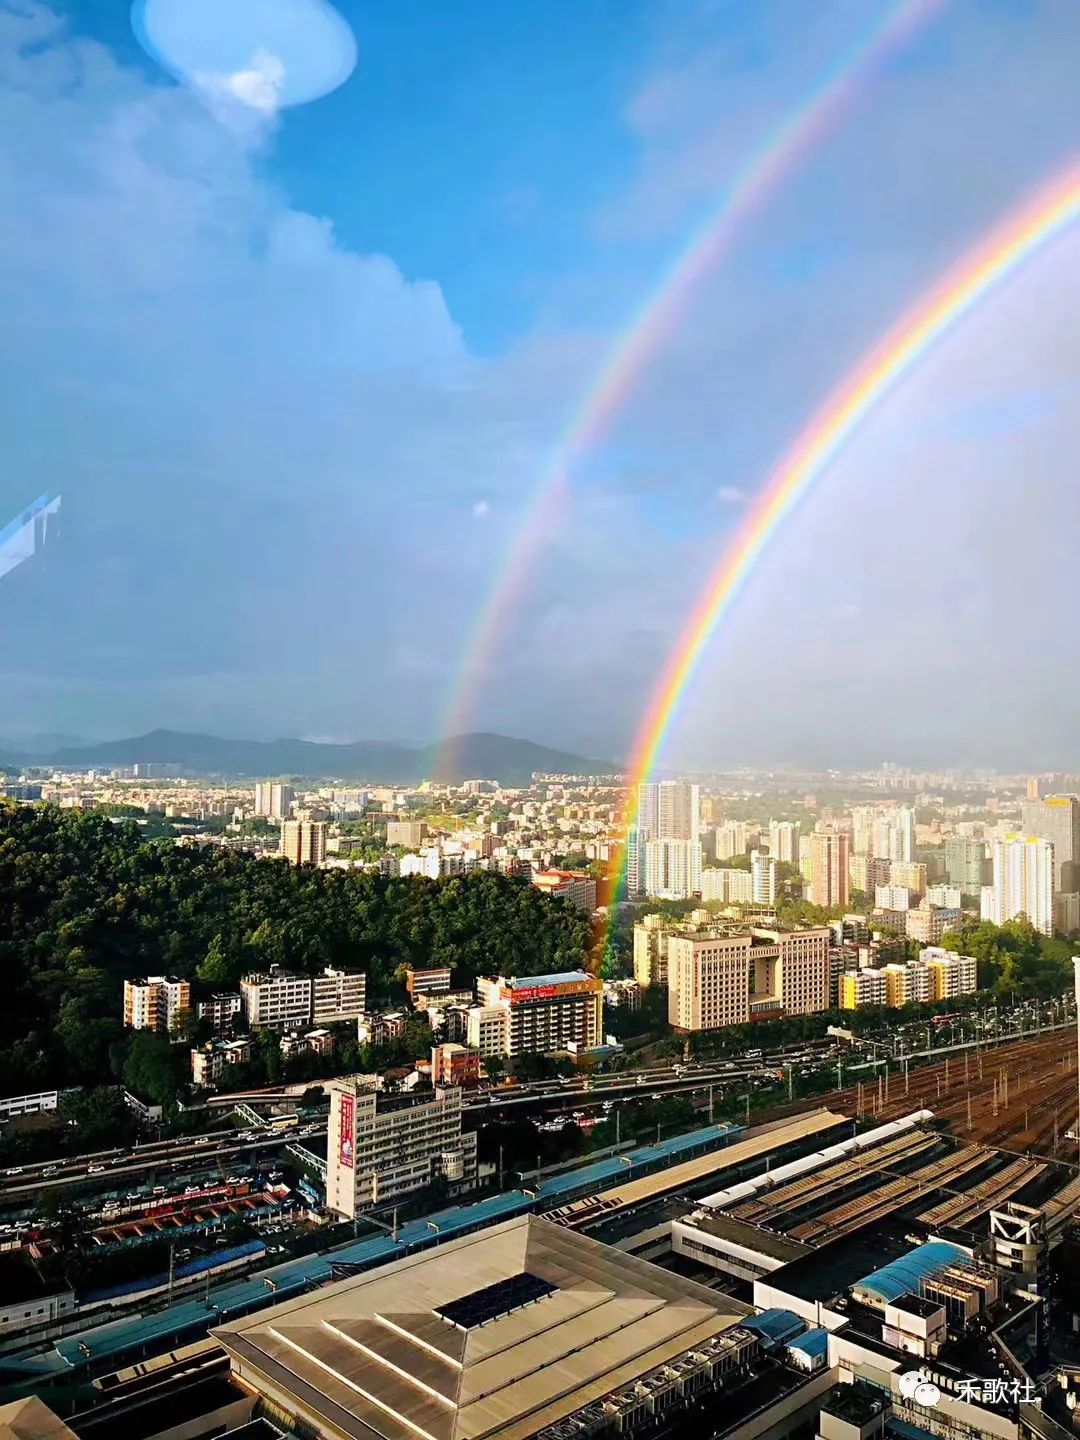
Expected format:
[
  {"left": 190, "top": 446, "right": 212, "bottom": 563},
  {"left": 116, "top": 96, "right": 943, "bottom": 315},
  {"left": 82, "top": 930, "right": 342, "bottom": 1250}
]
[
  {"left": 215, "top": 1215, "right": 748, "bottom": 1440},
  {"left": 504, "top": 971, "right": 593, "bottom": 989},
  {"left": 852, "top": 1240, "right": 968, "bottom": 1305}
]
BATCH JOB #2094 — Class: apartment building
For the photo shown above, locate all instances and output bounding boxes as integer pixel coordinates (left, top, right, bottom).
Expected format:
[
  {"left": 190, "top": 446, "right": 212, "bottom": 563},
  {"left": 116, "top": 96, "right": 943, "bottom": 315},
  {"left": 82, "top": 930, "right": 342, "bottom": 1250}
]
[
  {"left": 839, "top": 969, "right": 887, "bottom": 1009},
  {"left": 889, "top": 861, "right": 927, "bottom": 896},
  {"left": 190, "top": 1037, "right": 252, "bottom": 1087},
  {"left": 850, "top": 854, "right": 890, "bottom": 898},
  {"left": 986, "top": 834, "right": 1055, "bottom": 935},
  {"left": 809, "top": 830, "right": 850, "bottom": 908},
  {"left": 633, "top": 913, "right": 671, "bottom": 987},
  {"left": 905, "top": 903, "right": 961, "bottom": 944},
  {"left": 280, "top": 819, "right": 328, "bottom": 867},
  {"left": 922, "top": 946, "right": 978, "bottom": 998},
  {"left": 240, "top": 965, "right": 366, "bottom": 1029},
  {"left": 196, "top": 993, "right": 242, "bottom": 1030},
  {"left": 700, "top": 866, "right": 753, "bottom": 904},
  {"left": 386, "top": 819, "right": 427, "bottom": 848},
  {"left": 530, "top": 868, "right": 597, "bottom": 913},
  {"left": 839, "top": 951, "right": 976, "bottom": 1009},
  {"left": 253, "top": 782, "right": 294, "bottom": 819},
  {"left": 465, "top": 1005, "right": 511, "bottom": 1057},
  {"left": 473, "top": 971, "right": 602, "bottom": 1056},
  {"left": 122, "top": 975, "right": 191, "bottom": 1034},
  {"left": 751, "top": 849, "right": 777, "bottom": 904},
  {"left": 325, "top": 1080, "right": 478, "bottom": 1216},
  {"left": 404, "top": 965, "right": 453, "bottom": 996},
  {"left": 429, "top": 1043, "right": 483, "bottom": 1087}
]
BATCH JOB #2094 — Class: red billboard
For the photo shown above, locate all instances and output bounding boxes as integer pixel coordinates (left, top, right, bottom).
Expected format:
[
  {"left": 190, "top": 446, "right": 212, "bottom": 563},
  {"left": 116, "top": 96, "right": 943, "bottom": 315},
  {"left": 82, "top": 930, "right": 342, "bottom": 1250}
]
[{"left": 339, "top": 1092, "right": 355, "bottom": 1169}]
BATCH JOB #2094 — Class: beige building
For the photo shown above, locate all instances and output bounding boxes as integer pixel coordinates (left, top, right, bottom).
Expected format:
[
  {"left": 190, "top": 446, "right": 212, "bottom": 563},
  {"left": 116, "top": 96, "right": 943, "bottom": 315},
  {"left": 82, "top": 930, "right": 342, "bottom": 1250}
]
[
  {"left": 122, "top": 975, "right": 191, "bottom": 1034},
  {"left": 700, "top": 866, "right": 753, "bottom": 904},
  {"left": 280, "top": 818, "right": 328, "bottom": 867},
  {"left": 810, "top": 830, "right": 850, "bottom": 909},
  {"left": 633, "top": 912, "right": 672, "bottom": 986},
  {"left": 530, "top": 868, "right": 597, "bottom": 913},
  {"left": 473, "top": 972, "right": 602, "bottom": 1056},
  {"left": 905, "top": 902, "right": 961, "bottom": 944},
  {"left": 850, "top": 853, "right": 890, "bottom": 897},
  {"left": 889, "top": 860, "right": 927, "bottom": 896},
  {"left": 465, "top": 1004, "right": 511, "bottom": 1056},
  {"left": 667, "top": 925, "right": 830, "bottom": 1031},
  {"left": 253, "top": 781, "right": 294, "bottom": 819},
  {"left": 325, "top": 1079, "right": 477, "bottom": 1216},
  {"left": 240, "top": 965, "right": 366, "bottom": 1029}
]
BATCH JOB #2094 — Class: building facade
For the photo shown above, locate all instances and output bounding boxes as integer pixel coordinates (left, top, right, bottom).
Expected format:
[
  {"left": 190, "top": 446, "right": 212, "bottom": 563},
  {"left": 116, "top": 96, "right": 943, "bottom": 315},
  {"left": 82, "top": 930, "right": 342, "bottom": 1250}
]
[
  {"left": 700, "top": 866, "right": 754, "bottom": 904},
  {"left": 280, "top": 819, "right": 328, "bottom": 867},
  {"left": 810, "top": 831, "right": 851, "bottom": 909},
  {"left": 325, "top": 1080, "right": 477, "bottom": 1216},
  {"left": 473, "top": 972, "right": 602, "bottom": 1056},
  {"left": 240, "top": 965, "right": 366, "bottom": 1029},
  {"left": 122, "top": 976, "right": 191, "bottom": 1034},
  {"left": 987, "top": 834, "right": 1055, "bottom": 934},
  {"left": 530, "top": 869, "right": 597, "bottom": 913},
  {"left": 253, "top": 782, "right": 294, "bottom": 819}
]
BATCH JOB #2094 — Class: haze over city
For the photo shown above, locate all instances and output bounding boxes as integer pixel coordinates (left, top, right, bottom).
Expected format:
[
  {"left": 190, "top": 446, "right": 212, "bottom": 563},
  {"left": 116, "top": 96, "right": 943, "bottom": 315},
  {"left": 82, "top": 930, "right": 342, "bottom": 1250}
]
[{"left": 4, "top": 0, "right": 1080, "bottom": 769}]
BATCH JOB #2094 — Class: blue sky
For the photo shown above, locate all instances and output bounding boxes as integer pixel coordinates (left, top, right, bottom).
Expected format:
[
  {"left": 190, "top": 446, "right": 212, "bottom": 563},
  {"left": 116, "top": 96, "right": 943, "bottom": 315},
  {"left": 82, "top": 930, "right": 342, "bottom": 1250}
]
[{"left": 2, "top": 0, "right": 1080, "bottom": 768}]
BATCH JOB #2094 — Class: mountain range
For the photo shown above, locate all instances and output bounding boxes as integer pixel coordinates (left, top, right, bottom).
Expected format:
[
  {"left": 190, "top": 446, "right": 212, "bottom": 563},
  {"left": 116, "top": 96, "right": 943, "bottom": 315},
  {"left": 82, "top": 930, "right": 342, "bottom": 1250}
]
[{"left": 0, "top": 730, "right": 619, "bottom": 787}]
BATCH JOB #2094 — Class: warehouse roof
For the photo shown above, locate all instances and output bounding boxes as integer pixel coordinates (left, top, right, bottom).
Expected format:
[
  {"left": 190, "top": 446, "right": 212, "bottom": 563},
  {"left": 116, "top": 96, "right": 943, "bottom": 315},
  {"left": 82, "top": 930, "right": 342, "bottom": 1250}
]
[{"left": 215, "top": 1215, "right": 747, "bottom": 1440}]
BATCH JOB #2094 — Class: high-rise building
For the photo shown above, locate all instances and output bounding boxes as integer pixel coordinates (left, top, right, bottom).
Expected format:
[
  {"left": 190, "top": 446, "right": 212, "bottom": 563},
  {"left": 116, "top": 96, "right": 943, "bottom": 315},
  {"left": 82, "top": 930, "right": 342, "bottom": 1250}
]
[
  {"left": 280, "top": 819, "right": 328, "bottom": 867},
  {"left": 715, "top": 820, "right": 748, "bottom": 862},
  {"left": 798, "top": 834, "right": 813, "bottom": 881},
  {"left": 988, "top": 835, "right": 1055, "bottom": 935},
  {"left": 636, "top": 780, "right": 700, "bottom": 843},
  {"left": 326, "top": 1080, "right": 477, "bottom": 1216},
  {"left": 626, "top": 825, "right": 646, "bottom": 897},
  {"left": 944, "top": 837, "right": 988, "bottom": 897},
  {"left": 1027, "top": 776, "right": 1043, "bottom": 800},
  {"left": 889, "top": 861, "right": 927, "bottom": 897},
  {"left": 123, "top": 975, "right": 191, "bottom": 1034},
  {"left": 875, "top": 884, "right": 913, "bottom": 912},
  {"left": 1021, "top": 795, "right": 1080, "bottom": 895},
  {"left": 633, "top": 913, "right": 671, "bottom": 987},
  {"left": 851, "top": 807, "right": 876, "bottom": 857},
  {"left": 850, "top": 854, "right": 890, "bottom": 898},
  {"left": 700, "top": 867, "right": 753, "bottom": 904},
  {"left": 767, "top": 821, "right": 798, "bottom": 864},
  {"left": 921, "top": 946, "right": 978, "bottom": 998},
  {"left": 474, "top": 972, "right": 602, "bottom": 1055},
  {"left": 871, "top": 808, "right": 915, "bottom": 862},
  {"left": 643, "top": 837, "right": 702, "bottom": 899},
  {"left": 810, "top": 830, "right": 851, "bottom": 909},
  {"left": 751, "top": 849, "right": 777, "bottom": 904},
  {"left": 253, "top": 782, "right": 294, "bottom": 819}
]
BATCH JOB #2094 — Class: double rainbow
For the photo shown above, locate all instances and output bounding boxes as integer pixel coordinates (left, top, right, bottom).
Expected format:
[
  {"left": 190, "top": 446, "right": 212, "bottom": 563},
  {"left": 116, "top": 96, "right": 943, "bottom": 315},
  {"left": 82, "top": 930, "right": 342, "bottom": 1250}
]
[
  {"left": 607, "top": 163, "right": 1080, "bottom": 924},
  {"left": 433, "top": 0, "right": 943, "bottom": 778}
]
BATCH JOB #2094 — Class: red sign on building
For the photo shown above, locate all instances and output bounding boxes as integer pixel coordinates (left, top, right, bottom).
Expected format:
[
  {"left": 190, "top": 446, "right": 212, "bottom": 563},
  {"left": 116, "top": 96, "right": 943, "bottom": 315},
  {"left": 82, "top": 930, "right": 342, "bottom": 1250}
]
[{"left": 338, "top": 1092, "right": 355, "bottom": 1170}]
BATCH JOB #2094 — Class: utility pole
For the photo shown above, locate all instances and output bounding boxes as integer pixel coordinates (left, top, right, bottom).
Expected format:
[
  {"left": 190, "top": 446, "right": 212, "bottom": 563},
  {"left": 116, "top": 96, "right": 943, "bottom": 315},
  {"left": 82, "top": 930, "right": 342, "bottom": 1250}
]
[
  {"left": 167, "top": 1241, "right": 175, "bottom": 1307},
  {"left": 708, "top": 1085, "right": 714, "bottom": 1124},
  {"left": 966, "top": 1094, "right": 972, "bottom": 1132},
  {"left": 787, "top": 1067, "right": 793, "bottom": 1103}
]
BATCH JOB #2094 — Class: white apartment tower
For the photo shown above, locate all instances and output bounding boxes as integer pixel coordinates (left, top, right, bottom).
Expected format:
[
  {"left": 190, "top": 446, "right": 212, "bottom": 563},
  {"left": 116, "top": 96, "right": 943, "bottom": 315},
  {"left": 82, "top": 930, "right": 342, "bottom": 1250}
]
[
  {"left": 988, "top": 835, "right": 1055, "bottom": 936},
  {"left": 253, "top": 782, "right": 294, "bottom": 819},
  {"left": 644, "top": 837, "right": 703, "bottom": 900},
  {"left": 751, "top": 849, "right": 777, "bottom": 904},
  {"left": 767, "top": 821, "right": 798, "bottom": 864}
]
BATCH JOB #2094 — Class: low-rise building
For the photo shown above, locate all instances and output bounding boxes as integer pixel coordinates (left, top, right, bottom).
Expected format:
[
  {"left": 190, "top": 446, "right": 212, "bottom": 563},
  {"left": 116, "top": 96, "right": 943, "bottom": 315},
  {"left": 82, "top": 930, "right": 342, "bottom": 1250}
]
[
  {"left": 530, "top": 868, "right": 597, "bottom": 913},
  {"left": 191, "top": 1037, "right": 252, "bottom": 1087},
  {"left": 603, "top": 978, "right": 642, "bottom": 1010},
  {"left": 430, "top": 1042, "right": 483, "bottom": 1087},
  {"left": 240, "top": 965, "right": 366, "bottom": 1029},
  {"left": 404, "top": 965, "right": 452, "bottom": 996},
  {"left": 196, "top": 993, "right": 242, "bottom": 1030}
]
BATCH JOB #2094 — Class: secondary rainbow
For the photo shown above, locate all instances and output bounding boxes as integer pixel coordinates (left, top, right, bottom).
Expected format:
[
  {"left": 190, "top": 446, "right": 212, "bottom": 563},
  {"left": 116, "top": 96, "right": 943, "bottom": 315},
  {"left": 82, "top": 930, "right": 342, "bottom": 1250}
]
[
  {"left": 433, "top": 0, "right": 942, "bottom": 778},
  {"left": 608, "top": 162, "right": 1080, "bottom": 920}
]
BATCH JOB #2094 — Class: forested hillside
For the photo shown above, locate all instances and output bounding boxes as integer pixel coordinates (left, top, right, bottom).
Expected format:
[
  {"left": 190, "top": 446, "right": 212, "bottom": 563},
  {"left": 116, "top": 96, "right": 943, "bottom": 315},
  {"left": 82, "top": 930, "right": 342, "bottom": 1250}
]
[{"left": 0, "top": 803, "right": 590, "bottom": 1094}]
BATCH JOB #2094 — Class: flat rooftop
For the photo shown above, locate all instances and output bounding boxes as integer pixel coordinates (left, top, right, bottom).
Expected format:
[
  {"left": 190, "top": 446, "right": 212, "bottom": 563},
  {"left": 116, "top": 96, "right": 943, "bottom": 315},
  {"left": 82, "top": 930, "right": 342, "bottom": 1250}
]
[{"left": 215, "top": 1215, "right": 751, "bottom": 1440}]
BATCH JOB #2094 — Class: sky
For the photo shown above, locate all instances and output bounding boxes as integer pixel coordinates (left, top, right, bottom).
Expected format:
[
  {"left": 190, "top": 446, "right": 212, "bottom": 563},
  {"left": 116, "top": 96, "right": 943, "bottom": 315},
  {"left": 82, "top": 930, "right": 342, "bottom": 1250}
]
[{"left": 1, "top": 0, "right": 1079, "bottom": 770}]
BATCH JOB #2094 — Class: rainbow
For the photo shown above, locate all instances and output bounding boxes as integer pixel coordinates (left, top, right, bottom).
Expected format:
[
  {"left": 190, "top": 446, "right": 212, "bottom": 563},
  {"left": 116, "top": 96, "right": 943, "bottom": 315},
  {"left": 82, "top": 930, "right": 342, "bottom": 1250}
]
[
  {"left": 433, "top": 0, "right": 943, "bottom": 779},
  {"left": 607, "top": 162, "right": 1080, "bottom": 928}
]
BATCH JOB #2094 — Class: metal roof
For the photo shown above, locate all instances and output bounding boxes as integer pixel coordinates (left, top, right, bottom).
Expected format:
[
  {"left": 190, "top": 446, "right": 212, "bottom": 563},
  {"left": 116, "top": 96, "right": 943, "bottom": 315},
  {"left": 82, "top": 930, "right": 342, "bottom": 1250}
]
[
  {"left": 507, "top": 971, "right": 592, "bottom": 988},
  {"left": 741, "top": 1309, "right": 805, "bottom": 1345},
  {"left": 852, "top": 1241, "right": 967, "bottom": 1304},
  {"left": 788, "top": 1327, "right": 829, "bottom": 1359}
]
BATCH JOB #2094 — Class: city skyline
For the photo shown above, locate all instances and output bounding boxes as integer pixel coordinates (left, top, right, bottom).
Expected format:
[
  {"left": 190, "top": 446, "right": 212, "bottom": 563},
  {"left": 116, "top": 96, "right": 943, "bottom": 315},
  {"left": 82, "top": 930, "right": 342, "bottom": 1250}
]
[{"left": 4, "top": 3, "right": 1080, "bottom": 771}]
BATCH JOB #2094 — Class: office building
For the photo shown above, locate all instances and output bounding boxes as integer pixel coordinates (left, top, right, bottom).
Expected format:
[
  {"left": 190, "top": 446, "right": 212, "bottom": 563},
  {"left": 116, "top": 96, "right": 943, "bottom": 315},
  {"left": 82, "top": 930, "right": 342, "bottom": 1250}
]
[
  {"left": 987, "top": 834, "right": 1055, "bottom": 935},
  {"left": 767, "top": 820, "right": 798, "bottom": 864},
  {"left": 122, "top": 975, "right": 191, "bottom": 1034},
  {"left": 1022, "top": 794, "right": 1080, "bottom": 895},
  {"left": 633, "top": 912, "right": 671, "bottom": 987},
  {"left": 386, "top": 819, "right": 426, "bottom": 848},
  {"left": 636, "top": 779, "right": 700, "bottom": 842},
  {"left": 700, "top": 866, "right": 753, "bottom": 904},
  {"left": 943, "top": 837, "right": 988, "bottom": 897},
  {"left": 253, "top": 782, "right": 294, "bottom": 819},
  {"left": 214, "top": 1214, "right": 754, "bottom": 1440},
  {"left": 715, "top": 819, "right": 749, "bottom": 861},
  {"left": 751, "top": 849, "right": 777, "bottom": 904},
  {"left": 240, "top": 965, "right": 366, "bottom": 1029},
  {"left": 810, "top": 830, "right": 850, "bottom": 909},
  {"left": 280, "top": 818, "right": 328, "bottom": 867},
  {"left": 643, "top": 837, "right": 703, "bottom": 899},
  {"left": 474, "top": 971, "right": 602, "bottom": 1056},
  {"left": 530, "top": 868, "right": 597, "bottom": 913},
  {"left": 196, "top": 992, "right": 242, "bottom": 1030},
  {"left": 668, "top": 925, "right": 830, "bottom": 1031},
  {"left": 325, "top": 1079, "right": 477, "bottom": 1216}
]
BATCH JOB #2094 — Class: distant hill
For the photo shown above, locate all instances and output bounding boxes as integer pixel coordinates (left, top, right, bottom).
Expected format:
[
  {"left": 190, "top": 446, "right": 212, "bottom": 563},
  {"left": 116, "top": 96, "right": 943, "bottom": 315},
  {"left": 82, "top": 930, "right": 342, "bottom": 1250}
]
[{"left": 30, "top": 729, "right": 618, "bottom": 786}]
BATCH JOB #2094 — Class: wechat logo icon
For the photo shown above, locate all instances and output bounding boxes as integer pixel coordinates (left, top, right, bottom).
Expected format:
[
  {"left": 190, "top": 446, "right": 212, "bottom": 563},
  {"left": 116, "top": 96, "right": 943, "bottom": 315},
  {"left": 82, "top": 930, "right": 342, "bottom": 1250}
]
[{"left": 899, "top": 1370, "right": 941, "bottom": 1407}]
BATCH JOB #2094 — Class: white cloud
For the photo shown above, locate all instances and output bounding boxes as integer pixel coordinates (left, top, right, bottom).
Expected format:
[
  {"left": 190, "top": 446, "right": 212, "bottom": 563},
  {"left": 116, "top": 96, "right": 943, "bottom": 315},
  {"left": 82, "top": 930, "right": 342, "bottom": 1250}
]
[
  {"left": 716, "top": 484, "right": 744, "bottom": 504},
  {"left": 471, "top": 500, "right": 491, "bottom": 519},
  {"left": 197, "top": 48, "right": 286, "bottom": 115}
]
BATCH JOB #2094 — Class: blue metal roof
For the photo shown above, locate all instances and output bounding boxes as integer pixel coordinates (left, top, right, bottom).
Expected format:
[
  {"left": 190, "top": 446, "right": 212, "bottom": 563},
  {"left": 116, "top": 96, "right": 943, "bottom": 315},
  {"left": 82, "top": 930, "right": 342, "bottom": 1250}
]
[
  {"left": 742, "top": 1309, "right": 805, "bottom": 1345},
  {"left": 508, "top": 971, "right": 591, "bottom": 988},
  {"left": 854, "top": 1241, "right": 966, "bottom": 1304},
  {"left": 788, "top": 1327, "right": 829, "bottom": 1359}
]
